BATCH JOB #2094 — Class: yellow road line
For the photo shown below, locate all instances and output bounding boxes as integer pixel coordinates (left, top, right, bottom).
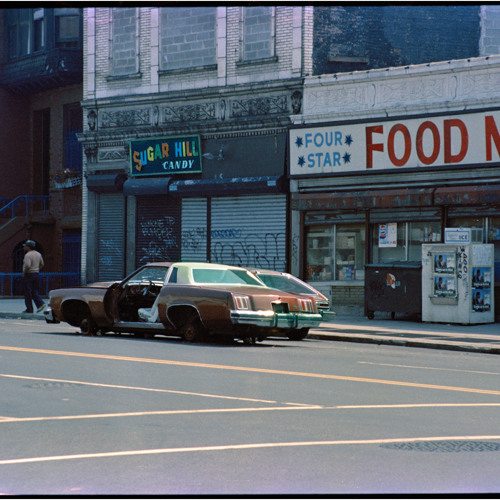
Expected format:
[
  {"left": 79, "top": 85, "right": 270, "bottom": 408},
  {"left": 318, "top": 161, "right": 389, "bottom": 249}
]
[
  {"left": 2, "top": 345, "right": 500, "bottom": 396},
  {"left": 1, "top": 435, "right": 500, "bottom": 465}
]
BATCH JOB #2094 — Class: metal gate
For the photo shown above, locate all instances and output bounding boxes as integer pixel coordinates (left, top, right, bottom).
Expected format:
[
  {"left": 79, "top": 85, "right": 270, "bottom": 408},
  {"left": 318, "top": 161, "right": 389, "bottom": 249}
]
[
  {"left": 97, "top": 193, "right": 125, "bottom": 281},
  {"left": 181, "top": 198, "right": 207, "bottom": 262},
  {"left": 210, "top": 194, "right": 287, "bottom": 271},
  {"left": 136, "top": 195, "right": 181, "bottom": 267}
]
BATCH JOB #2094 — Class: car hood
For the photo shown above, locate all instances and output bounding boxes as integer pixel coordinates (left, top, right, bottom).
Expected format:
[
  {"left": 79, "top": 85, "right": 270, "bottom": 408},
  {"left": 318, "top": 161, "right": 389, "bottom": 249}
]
[{"left": 87, "top": 281, "right": 119, "bottom": 288}]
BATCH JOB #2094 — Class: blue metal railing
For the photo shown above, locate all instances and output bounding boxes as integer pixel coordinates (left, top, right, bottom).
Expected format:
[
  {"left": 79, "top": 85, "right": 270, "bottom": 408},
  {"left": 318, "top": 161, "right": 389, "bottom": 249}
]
[
  {"left": 0, "top": 195, "right": 50, "bottom": 219},
  {"left": 0, "top": 272, "right": 81, "bottom": 297}
]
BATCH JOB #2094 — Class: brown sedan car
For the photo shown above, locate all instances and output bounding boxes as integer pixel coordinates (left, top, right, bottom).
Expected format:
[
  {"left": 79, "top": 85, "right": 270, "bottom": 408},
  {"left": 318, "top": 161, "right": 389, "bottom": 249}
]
[{"left": 45, "top": 262, "right": 323, "bottom": 343}]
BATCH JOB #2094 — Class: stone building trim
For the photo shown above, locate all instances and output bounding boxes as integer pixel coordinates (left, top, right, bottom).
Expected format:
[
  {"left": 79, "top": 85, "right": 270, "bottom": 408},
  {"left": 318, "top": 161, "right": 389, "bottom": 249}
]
[{"left": 296, "top": 55, "right": 500, "bottom": 124}]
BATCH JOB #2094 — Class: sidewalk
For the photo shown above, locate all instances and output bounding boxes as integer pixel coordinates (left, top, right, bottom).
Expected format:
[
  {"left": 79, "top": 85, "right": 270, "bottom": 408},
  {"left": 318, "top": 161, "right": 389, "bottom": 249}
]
[
  {"left": 309, "top": 312, "right": 500, "bottom": 355},
  {"left": 0, "top": 298, "right": 499, "bottom": 354}
]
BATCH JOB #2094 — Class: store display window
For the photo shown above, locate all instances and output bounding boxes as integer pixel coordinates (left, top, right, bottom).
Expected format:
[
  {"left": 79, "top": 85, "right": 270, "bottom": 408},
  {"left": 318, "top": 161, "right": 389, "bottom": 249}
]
[
  {"left": 305, "top": 224, "right": 365, "bottom": 282},
  {"left": 487, "top": 216, "right": 500, "bottom": 282},
  {"left": 372, "top": 220, "right": 441, "bottom": 263},
  {"left": 447, "top": 216, "right": 484, "bottom": 243},
  {"left": 408, "top": 221, "right": 442, "bottom": 260},
  {"left": 371, "top": 222, "right": 406, "bottom": 263}
]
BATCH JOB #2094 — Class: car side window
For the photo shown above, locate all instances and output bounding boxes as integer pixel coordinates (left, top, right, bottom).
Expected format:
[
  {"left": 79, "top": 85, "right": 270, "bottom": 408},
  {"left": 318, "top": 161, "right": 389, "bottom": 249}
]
[{"left": 167, "top": 267, "right": 178, "bottom": 283}]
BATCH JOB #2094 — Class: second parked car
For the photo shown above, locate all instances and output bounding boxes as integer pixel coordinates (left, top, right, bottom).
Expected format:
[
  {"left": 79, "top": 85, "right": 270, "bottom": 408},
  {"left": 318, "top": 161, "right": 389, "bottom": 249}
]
[{"left": 247, "top": 268, "right": 330, "bottom": 314}]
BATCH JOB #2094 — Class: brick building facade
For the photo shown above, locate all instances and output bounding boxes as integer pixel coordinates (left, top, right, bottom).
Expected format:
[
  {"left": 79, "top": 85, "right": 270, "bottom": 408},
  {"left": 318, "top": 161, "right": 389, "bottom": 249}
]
[
  {"left": 80, "top": 6, "right": 500, "bottom": 322},
  {"left": 80, "top": 6, "right": 310, "bottom": 283},
  {"left": 0, "top": 8, "right": 83, "bottom": 293}
]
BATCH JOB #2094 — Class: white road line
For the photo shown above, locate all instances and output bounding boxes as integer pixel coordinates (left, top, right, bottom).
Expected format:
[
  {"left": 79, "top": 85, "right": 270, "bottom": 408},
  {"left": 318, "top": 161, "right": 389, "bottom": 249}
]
[
  {"left": 358, "top": 361, "right": 500, "bottom": 376},
  {"left": 1, "top": 402, "right": 499, "bottom": 424},
  {"left": 2, "top": 435, "right": 500, "bottom": 465},
  {"left": 0, "top": 373, "right": 277, "bottom": 404}
]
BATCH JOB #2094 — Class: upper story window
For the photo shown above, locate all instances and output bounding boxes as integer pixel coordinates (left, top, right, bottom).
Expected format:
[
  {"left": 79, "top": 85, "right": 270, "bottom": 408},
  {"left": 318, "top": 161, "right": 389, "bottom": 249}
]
[
  {"left": 55, "top": 8, "right": 81, "bottom": 48},
  {"left": 160, "top": 7, "right": 216, "bottom": 71},
  {"left": 33, "top": 8, "right": 45, "bottom": 52},
  {"left": 6, "top": 9, "right": 32, "bottom": 59},
  {"left": 110, "top": 7, "right": 139, "bottom": 76},
  {"left": 4, "top": 8, "right": 81, "bottom": 60},
  {"left": 242, "top": 6, "right": 275, "bottom": 61}
]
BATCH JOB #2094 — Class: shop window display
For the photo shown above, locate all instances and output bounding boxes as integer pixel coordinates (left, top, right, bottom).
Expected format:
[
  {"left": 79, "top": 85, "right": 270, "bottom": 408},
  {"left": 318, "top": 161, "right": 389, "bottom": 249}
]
[
  {"left": 408, "top": 221, "right": 441, "bottom": 260},
  {"left": 371, "top": 223, "right": 406, "bottom": 263},
  {"left": 305, "top": 225, "right": 365, "bottom": 281},
  {"left": 447, "top": 216, "right": 484, "bottom": 243},
  {"left": 487, "top": 216, "right": 500, "bottom": 282},
  {"left": 372, "top": 221, "right": 441, "bottom": 263}
]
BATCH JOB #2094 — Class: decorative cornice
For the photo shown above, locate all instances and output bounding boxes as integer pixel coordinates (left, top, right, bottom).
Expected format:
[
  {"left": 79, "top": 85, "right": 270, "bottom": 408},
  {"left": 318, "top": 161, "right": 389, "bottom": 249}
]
[{"left": 301, "top": 55, "right": 500, "bottom": 121}]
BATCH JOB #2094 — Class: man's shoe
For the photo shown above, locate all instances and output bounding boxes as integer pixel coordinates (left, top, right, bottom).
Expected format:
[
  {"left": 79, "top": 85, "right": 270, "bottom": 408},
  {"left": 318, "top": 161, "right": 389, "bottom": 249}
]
[{"left": 37, "top": 304, "right": 47, "bottom": 313}]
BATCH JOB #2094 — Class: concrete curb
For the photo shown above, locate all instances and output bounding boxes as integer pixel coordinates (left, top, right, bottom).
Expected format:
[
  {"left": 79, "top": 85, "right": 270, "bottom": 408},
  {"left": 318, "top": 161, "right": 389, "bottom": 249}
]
[
  {"left": 0, "top": 312, "right": 46, "bottom": 320},
  {"left": 307, "top": 331, "right": 500, "bottom": 355}
]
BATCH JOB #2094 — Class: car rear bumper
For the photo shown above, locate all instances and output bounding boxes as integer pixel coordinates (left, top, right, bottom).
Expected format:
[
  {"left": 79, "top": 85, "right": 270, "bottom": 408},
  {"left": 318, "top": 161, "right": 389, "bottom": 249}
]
[{"left": 230, "top": 310, "right": 323, "bottom": 329}]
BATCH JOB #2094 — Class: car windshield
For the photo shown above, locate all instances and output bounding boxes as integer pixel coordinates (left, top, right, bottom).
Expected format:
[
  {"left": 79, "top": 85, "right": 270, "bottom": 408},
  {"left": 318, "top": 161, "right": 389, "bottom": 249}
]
[
  {"left": 127, "top": 266, "right": 169, "bottom": 285},
  {"left": 192, "top": 268, "right": 265, "bottom": 286},
  {"left": 257, "top": 273, "right": 315, "bottom": 294}
]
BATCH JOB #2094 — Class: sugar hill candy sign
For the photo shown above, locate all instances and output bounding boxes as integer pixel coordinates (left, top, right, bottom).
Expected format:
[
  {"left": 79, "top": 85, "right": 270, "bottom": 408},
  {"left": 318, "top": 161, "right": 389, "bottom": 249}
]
[{"left": 130, "top": 135, "right": 202, "bottom": 176}]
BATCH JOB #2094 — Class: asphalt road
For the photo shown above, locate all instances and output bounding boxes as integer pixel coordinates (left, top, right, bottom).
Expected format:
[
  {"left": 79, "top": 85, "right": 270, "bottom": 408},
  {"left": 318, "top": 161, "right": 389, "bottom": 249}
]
[{"left": 1, "top": 318, "right": 500, "bottom": 495}]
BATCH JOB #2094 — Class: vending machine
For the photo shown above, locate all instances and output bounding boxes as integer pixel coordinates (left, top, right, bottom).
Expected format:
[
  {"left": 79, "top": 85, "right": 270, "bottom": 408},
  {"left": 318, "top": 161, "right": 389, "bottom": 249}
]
[{"left": 422, "top": 229, "right": 494, "bottom": 324}]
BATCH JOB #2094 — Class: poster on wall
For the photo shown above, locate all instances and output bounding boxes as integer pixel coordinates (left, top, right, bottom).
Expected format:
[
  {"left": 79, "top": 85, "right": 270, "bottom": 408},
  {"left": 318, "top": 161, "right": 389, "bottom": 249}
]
[
  {"left": 472, "top": 267, "right": 491, "bottom": 288},
  {"left": 379, "top": 223, "right": 397, "bottom": 247},
  {"left": 472, "top": 266, "right": 492, "bottom": 312},
  {"left": 472, "top": 289, "right": 491, "bottom": 312},
  {"left": 433, "top": 253, "right": 455, "bottom": 274},
  {"left": 433, "top": 276, "right": 456, "bottom": 297}
]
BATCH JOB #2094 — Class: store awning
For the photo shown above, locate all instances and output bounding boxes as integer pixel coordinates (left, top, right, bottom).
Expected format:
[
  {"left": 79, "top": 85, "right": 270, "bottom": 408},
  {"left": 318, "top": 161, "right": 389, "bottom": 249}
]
[
  {"left": 122, "top": 177, "right": 172, "bottom": 196},
  {"left": 87, "top": 173, "right": 127, "bottom": 193},
  {"left": 168, "top": 175, "right": 286, "bottom": 196},
  {"left": 292, "top": 187, "right": 435, "bottom": 211},
  {"left": 434, "top": 184, "right": 500, "bottom": 205}
]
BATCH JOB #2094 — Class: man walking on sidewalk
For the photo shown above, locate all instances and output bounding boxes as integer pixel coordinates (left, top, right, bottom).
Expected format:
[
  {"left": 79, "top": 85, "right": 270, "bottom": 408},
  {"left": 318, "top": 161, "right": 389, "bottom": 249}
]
[{"left": 22, "top": 240, "right": 46, "bottom": 314}]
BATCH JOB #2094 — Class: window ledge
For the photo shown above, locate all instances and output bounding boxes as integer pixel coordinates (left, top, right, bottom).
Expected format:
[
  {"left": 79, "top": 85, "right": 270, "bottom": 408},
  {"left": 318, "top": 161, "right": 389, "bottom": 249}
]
[
  {"left": 106, "top": 72, "right": 142, "bottom": 82},
  {"left": 159, "top": 64, "right": 217, "bottom": 76},
  {"left": 236, "top": 56, "right": 278, "bottom": 68}
]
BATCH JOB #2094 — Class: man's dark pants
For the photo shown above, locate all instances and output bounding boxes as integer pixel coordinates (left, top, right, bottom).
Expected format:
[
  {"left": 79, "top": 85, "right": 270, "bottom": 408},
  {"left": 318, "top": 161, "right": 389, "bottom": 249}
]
[{"left": 24, "top": 273, "right": 44, "bottom": 313}]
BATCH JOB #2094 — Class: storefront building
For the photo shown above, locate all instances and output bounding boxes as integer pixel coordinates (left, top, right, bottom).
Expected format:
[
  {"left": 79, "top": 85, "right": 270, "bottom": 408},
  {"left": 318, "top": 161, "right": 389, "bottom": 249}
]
[
  {"left": 85, "top": 129, "right": 289, "bottom": 282},
  {"left": 80, "top": 7, "right": 309, "bottom": 283},
  {"left": 290, "top": 56, "right": 500, "bottom": 318}
]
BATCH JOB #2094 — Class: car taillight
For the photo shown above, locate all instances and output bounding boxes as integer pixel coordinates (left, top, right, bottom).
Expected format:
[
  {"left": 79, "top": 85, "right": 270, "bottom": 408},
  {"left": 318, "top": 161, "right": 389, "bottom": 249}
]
[
  {"left": 233, "top": 295, "right": 250, "bottom": 310},
  {"left": 298, "top": 298, "right": 313, "bottom": 312}
]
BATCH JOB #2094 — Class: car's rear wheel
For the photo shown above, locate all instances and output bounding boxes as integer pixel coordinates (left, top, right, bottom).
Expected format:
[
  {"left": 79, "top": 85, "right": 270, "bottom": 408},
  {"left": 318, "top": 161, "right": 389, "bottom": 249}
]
[
  {"left": 287, "top": 328, "right": 309, "bottom": 341},
  {"left": 181, "top": 313, "right": 204, "bottom": 342}
]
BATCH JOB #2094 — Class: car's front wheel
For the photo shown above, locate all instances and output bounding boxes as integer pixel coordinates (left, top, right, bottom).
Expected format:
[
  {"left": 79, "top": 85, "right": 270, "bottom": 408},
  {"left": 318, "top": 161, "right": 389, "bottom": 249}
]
[{"left": 80, "top": 316, "right": 99, "bottom": 335}]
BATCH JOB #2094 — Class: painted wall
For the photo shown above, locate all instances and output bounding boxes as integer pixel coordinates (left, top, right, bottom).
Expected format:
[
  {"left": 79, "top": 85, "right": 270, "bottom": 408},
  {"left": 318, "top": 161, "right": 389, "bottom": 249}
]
[{"left": 313, "top": 5, "right": 481, "bottom": 75}]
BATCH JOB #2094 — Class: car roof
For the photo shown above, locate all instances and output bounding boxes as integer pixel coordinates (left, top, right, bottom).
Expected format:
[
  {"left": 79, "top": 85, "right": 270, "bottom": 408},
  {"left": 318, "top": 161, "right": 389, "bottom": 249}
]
[
  {"left": 247, "top": 268, "right": 285, "bottom": 276},
  {"left": 144, "top": 262, "right": 254, "bottom": 272},
  {"left": 175, "top": 262, "right": 252, "bottom": 272}
]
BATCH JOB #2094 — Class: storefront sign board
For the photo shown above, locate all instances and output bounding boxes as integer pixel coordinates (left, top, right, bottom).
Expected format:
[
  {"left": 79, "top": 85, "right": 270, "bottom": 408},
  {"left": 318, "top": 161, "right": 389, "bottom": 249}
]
[
  {"left": 290, "top": 110, "right": 500, "bottom": 176},
  {"left": 130, "top": 135, "right": 202, "bottom": 176}
]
